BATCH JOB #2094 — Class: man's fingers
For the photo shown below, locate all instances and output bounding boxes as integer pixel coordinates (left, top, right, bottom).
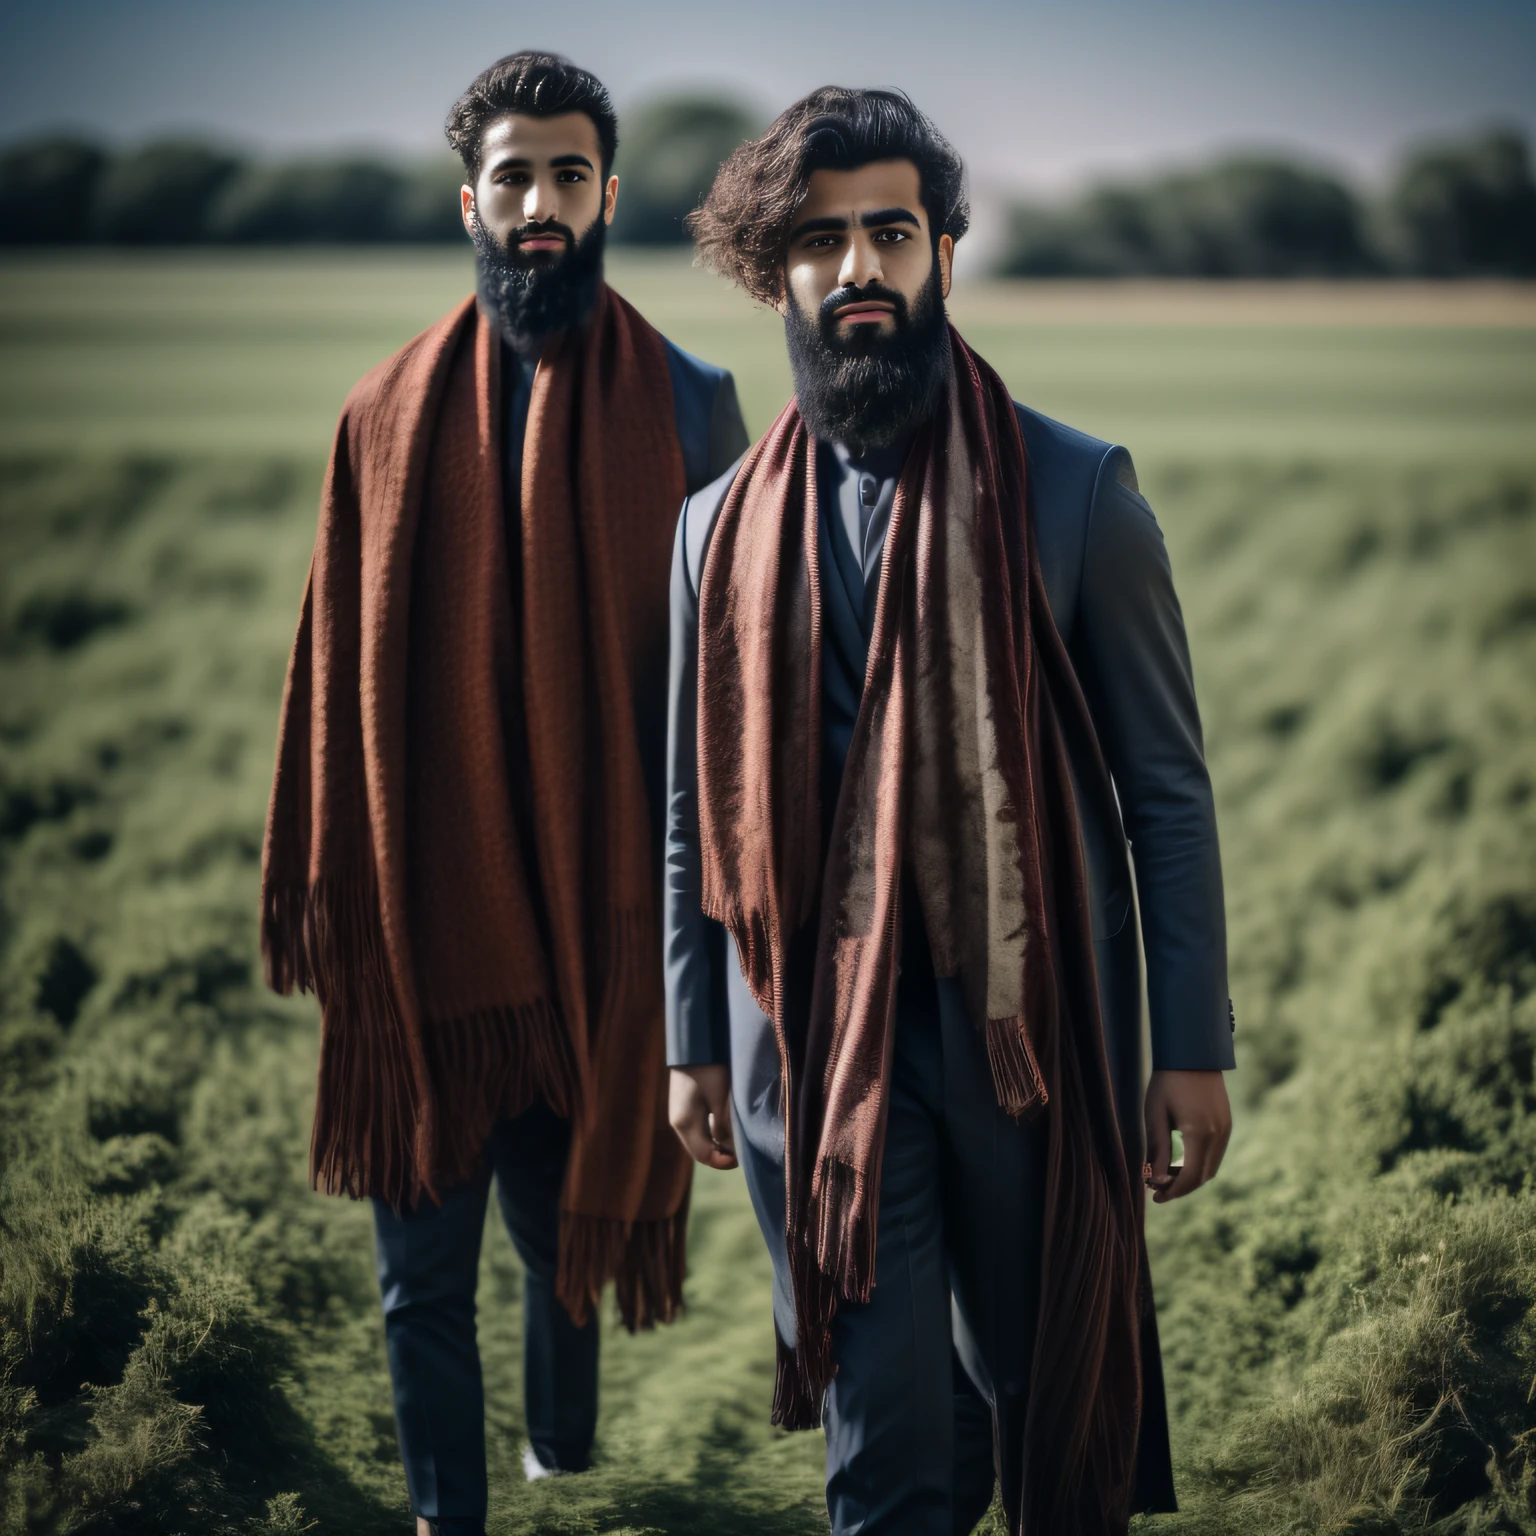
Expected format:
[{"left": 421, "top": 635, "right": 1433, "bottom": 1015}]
[
  {"left": 1145, "top": 1069, "right": 1233, "bottom": 1204},
  {"left": 1143, "top": 1095, "right": 1173, "bottom": 1191},
  {"left": 706, "top": 1107, "right": 736, "bottom": 1160},
  {"left": 674, "top": 1116, "right": 735, "bottom": 1170},
  {"left": 668, "top": 1072, "right": 738, "bottom": 1169},
  {"left": 1154, "top": 1128, "right": 1212, "bottom": 1203}
]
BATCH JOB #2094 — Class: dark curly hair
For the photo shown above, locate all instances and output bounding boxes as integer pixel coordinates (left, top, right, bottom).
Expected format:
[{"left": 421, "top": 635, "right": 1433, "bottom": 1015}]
[
  {"left": 445, "top": 52, "right": 618, "bottom": 183},
  {"left": 689, "top": 87, "right": 969, "bottom": 307}
]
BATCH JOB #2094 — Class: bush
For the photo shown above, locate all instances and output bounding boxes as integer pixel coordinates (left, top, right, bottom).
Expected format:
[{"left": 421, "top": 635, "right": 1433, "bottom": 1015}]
[
  {"left": 90, "top": 142, "right": 244, "bottom": 245},
  {"left": 610, "top": 95, "right": 759, "bottom": 245},
  {"left": 1000, "top": 156, "right": 1374, "bottom": 278},
  {"left": 1384, "top": 128, "right": 1536, "bottom": 277},
  {"left": 209, "top": 159, "right": 408, "bottom": 244},
  {"left": 0, "top": 138, "right": 107, "bottom": 244},
  {"left": 385, "top": 156, "right": 467, "bottom": 242},
  {"left": 998, "top": 129, "right": 1536, "bottom": 279}
]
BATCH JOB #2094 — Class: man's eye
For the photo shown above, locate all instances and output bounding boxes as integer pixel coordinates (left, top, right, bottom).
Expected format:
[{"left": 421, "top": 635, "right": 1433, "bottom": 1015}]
[
  {"left": 874, "top": 229, "right": 908, "bottom": 243},
  {"left": 556, "top": 170, "right": 585, "bottom": 183}
]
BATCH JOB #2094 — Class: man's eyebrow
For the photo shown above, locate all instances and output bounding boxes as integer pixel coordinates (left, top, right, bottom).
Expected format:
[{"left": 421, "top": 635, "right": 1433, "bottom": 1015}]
[
  {"left": 788, "top": 214, "right": 849, "bottom": 241},
  {"left": 486, "top": 153, "right": 596, "bottom": 173},
  {"left": 860, "top": 206, "right": 921, "bottom": 229}
]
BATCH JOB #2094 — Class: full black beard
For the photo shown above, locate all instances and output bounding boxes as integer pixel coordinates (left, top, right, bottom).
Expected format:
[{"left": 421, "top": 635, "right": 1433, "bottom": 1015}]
[
  {"left": 785, "top": 265, "right": 951, "bottom": 454},
  {"left": 471, "top": 211, "right": 606, "bottom": 355}
]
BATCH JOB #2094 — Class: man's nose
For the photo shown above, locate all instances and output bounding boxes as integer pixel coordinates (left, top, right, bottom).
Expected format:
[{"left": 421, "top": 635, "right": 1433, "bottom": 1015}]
[
  {"left": 523, "top": 179, "right": 557, "bottom": 226},
  {"left": 839, "top": 233, "right": 883, "bottom": 290}
]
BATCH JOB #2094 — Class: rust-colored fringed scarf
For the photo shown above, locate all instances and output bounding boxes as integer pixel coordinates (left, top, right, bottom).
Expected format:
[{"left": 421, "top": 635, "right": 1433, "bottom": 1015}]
[
  {"left": 696, "top": 327, "right": 1144, "bottom": 1531},
  {"left": 261, "top": 286, "right": 692, "bottom": 1330}
]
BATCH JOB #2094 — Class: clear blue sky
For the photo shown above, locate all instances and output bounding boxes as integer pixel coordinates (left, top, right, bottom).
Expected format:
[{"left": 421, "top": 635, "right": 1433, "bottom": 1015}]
[{"left": 4, "top": 0, "right": 1532, "bottom": 194}]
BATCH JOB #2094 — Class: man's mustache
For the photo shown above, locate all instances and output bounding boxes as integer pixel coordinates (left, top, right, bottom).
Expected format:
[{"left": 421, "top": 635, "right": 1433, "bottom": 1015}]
[
  {"left": 818, "top": 282, "right": 911, "bottom": 330},
  {"left": 505, "top": 219, "right": 575, "bottom": 253}
]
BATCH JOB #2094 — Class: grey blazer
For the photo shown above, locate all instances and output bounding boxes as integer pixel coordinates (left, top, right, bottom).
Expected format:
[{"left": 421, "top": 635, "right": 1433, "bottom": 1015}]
[{"left": 664, "top": 401, "right": 1233, "bottom": 1162}]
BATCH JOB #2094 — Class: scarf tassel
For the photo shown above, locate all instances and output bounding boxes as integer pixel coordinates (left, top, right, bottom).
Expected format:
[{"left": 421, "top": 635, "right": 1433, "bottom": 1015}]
[
  {"left": 556, "top": 1199, "right": 690, "bottom": 1333},
  {"left": 261, "top": 881, "right": 313, "bottom": 995},
  {"left": 709, "top": 903, "right": 776, "bottom": 1018},
  {"left": 771, "top": 1324, "right": 825, "bottom": 1431},
  {"left": 269, "top": 876, "right": 423, "bottom": 1205},
  {"left": 263, "top": 877, "right": 583, "bottom": 1210},
  {"left": 984, "top": 1013, "right": 1050, "bottom": 1120},
  {"left": 419, "top": 1000, "right": 581, "bottom": 1191},
  {"left": 810, "top": 1156, "right": 877, "bottom": 1301}
]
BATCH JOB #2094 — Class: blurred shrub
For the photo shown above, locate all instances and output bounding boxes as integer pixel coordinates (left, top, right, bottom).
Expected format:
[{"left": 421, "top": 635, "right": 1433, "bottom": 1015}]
[
  {"left": 207, "top": 156, "right": 462, "bottom": 243},
  {"left": 999, "top": 128, "right": 1536, "bottom": 279},
  {"left": 610, "top": 95, "right": 760, "bottom": 244},
  {"left": 1001, "top": 156, "right": 1374, "bottom": 278},
  {"left": 0, "top": 137, "right": 107, "bottom": 243},
  {"left": 90, "top": 141, "right": 243, "bottom": 244},
  {"left": 1383, "top": 127, "right": 1536, "bottom": 277},
  {"left": 387, "top": 155, "right": 468, "bottom": 242}
]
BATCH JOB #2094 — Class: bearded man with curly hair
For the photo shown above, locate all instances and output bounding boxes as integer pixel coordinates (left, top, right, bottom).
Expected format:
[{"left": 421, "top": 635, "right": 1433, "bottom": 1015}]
[{"left": 663, "top": 87, "right": 1235, "bottom": 1535}]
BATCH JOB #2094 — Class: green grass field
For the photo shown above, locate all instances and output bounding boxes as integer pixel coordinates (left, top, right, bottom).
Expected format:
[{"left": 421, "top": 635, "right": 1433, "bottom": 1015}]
[{"left": 1, "top": 251, "right": 1534, "bottom": 1536}]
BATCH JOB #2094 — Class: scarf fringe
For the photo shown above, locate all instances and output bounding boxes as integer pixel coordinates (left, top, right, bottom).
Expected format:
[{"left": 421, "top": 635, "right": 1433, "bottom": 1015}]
[
  {"left": 809, "top": 1156, "right": 877, "bottom": 1301},
  {"left": 984, "top": 1013, "right": 1050, "bottom": 1119},
  {"left": 704, "top": 902, "right": 776, "bottom": 1018},
  {"left": 771, "top": 1324, "right": 825, "bottom": 1431},
  {"left": 771, "top": 1310, "right": 835, "bottom": 1431},
  {"left": 261, "top": 881, "right": 314, "bottom": 996},
  {"left": 265, "top": 876, "right": 582, "bottom": 1209},
  {"left": 556, "top": 1199, "right": 690, "bottom": 1334},
  {"left": 419, "top": 1000, "right": 581, "bottom": 1192},
  {"left": 290, "top": 876, "right": 422, "bottom": 1204}
]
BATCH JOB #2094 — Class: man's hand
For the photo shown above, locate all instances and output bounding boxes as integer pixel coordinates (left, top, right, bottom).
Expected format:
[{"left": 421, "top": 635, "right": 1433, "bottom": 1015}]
[
  {"left": 1143, "top": 1069, "right": 1231, "bottom": 1204},
  {"left": 669, "top": 1065, "right": 738, "bottom": 1170}
]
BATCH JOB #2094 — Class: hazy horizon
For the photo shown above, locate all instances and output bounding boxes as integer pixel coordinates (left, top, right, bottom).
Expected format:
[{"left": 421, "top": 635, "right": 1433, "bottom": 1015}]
[{"left": 4, "top": 0, "right": 1533, "bottom": 199}]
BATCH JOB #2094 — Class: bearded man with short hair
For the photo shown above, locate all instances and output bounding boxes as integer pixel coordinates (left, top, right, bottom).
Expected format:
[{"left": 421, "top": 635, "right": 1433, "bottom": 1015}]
[
  {"left": 665, "top": 88, "right": 1234, "bottom": 1534},
  {"left": 261, "top": 51, "right": 747, "bottom": 1536}
]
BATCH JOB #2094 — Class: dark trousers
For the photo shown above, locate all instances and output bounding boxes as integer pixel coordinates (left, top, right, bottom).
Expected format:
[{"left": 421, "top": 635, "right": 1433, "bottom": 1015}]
[
  {"left": 372, "top": 1101, "right": 599, "bottom": 1527},
  {"left": 731, "top": 959, "right": 1048, "bottom": 1536}
]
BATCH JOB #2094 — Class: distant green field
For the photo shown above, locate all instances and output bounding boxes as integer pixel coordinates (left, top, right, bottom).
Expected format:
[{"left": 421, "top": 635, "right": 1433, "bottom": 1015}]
[
  {"left": 2, "top": 250, "right": 1534, "bottom": 460},
  {"left": 1, "top": 255, "right": 1534, "bottom": 1536}
]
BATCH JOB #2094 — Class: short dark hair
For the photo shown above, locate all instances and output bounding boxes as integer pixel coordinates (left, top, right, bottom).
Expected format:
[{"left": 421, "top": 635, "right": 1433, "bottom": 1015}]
[
  {"left": 690, "top": 87, "right": 969, "bottom": 306},
  {"left": 445, "top": 52, "right": 618, "bottom": 182}
]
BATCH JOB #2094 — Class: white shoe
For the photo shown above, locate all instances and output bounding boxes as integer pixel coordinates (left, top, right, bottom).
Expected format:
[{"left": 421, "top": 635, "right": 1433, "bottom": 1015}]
[{"left": 522, "top": 1442, "right": 565, "bottom": 1482}]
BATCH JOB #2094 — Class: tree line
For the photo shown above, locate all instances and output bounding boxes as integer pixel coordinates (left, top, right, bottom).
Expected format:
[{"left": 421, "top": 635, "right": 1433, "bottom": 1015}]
[
  {"left": 1, "top": 100, "right": 1532, "bottom": 277},
  {"left": 0, "top": 97, "right": 759, "bottom": 249},
  {"left": 998, "top": 129, "right": 1536, "bottom": 278}
]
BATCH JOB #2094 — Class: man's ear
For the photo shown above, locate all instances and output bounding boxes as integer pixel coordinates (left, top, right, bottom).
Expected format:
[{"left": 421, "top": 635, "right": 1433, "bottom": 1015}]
[
  {"left": 603, "top": 174, "right": 619, "bottom": 225},
  {"left": 938, "top": 232, "right": 954, "bottom": 300},
  {"left": 460, "top": 185, "right": 476, "bottom": 240}
]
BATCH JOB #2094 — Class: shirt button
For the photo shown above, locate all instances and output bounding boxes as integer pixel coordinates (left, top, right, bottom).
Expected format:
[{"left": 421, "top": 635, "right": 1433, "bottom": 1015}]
[{"left": 859, "top": 473, "right": 879, "bottom": 508}]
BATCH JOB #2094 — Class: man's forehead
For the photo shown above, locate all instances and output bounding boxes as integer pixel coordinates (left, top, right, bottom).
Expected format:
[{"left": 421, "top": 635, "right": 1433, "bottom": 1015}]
[
  {"left": 480, "top": 111, "right": 601, "bottom": 162},
  {"left": 795, "top": 159, "right": 926, "bottom": 221}
]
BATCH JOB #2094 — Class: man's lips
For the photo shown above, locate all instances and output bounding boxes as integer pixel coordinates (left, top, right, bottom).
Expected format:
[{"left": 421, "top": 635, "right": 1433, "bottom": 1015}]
[
  {"left": 517, "top": 234, "right": 568, "bottom": 251},
  {"left": 835, "top": 301, "right": 896, "bottom": 324}
]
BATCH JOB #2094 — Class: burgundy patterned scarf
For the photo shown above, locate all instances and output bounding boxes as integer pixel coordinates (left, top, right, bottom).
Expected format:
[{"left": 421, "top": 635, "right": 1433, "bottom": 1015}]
[{"left": 696, "top": 326, "right": 1143, "bottom": 1529}]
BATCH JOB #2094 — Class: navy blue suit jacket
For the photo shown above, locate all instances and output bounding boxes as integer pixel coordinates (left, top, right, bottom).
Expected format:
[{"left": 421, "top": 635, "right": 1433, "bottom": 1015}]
[{"left": 664, "top": 400, "right": 1233, "bottom": 1165}]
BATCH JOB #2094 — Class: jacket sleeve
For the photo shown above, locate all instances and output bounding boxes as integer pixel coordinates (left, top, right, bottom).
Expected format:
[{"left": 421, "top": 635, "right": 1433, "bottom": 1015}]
[
  {"left": 664, "top": 496, "right": 732, "bottom": 1067},
  {"left": 707, "top": 372, "right": 750, "bottom": 482},
  {"left": 1076, "top": 450, "right": 1235, "bottom": 1072}
]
